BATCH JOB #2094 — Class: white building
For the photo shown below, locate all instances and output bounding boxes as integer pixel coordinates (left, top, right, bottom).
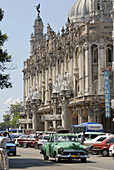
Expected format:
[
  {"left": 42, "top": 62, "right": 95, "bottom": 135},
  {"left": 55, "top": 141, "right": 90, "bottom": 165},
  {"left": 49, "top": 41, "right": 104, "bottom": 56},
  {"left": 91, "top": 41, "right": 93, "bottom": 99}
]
[{"left": 19, "top": 0, "right": 114, "bottom": 133}]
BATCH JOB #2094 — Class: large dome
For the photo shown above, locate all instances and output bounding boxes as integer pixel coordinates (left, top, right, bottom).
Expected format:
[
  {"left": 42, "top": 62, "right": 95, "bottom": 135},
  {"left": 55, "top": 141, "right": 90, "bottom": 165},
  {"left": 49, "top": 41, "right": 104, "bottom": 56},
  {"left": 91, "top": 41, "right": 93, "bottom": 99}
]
[{"left": 68, "top": 0, "right": 91, "bottom": 26}]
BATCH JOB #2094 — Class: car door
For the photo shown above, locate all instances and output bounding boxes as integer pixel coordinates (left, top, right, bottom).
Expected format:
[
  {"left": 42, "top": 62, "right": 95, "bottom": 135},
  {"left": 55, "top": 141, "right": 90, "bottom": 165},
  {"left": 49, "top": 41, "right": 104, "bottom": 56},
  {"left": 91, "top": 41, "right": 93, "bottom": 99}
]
[{"left": 106, "top": 137, "right": 114, "bottom": 149}]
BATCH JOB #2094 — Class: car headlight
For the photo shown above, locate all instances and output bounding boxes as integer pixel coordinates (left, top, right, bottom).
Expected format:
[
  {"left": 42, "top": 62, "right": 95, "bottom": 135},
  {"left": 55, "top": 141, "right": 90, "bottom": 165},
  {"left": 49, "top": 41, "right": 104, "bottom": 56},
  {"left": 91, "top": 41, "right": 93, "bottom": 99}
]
[{"left": 58, "top": 147, "right": 64, "bottom": 154}]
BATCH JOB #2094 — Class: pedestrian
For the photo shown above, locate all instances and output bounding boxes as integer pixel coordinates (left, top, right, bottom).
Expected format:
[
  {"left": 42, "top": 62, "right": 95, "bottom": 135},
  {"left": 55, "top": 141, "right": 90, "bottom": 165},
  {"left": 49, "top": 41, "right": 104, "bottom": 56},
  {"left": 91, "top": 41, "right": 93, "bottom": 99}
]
[
  {"left": 1, "top": 132, "right": 11, "bottom": 170},
  {"left": 81, "top": 131, "right": 85, "bottom": 144}
]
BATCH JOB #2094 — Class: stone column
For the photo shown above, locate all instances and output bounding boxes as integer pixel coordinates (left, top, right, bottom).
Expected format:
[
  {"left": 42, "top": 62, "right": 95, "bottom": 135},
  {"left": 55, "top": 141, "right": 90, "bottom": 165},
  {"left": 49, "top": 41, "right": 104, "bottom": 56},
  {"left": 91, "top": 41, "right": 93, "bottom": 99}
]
[
  {"left": 78, "top": 48, "right": 82, "bottom": 96},
  {"left": 28, "top": 76, "right": 30, "bottom": 94},
  {"left": 52, "top": 65, "right": 56, "bottom": 85},
  {"left": 61, "top": 61, "right": 64, "bottom": 80},
  {"left": 88, "top": 45, "right": 92, "bottom": 94},
  {"left": 45, "top": 69, "right": 49, "bottom": 103},
  {"left": 32, "top": 105, "right": 38, "bottom": 131},
  {"left": 84, "top": 43, "right": 89, "bottom": 95},
  {"left": 98, "top": 43, "right": 105, "bottom": 95},
  {"left": 78, "top": 109, "right": 83, "bottom": 124},
  {"left": 33, "top": 74, "right": 36, "bottom": 90},
  {"left": 69, "top": 56, "right": 73, "bottom": 77},
  {"left": 45, "top": 121, "right": 48, "bottom": 131}
]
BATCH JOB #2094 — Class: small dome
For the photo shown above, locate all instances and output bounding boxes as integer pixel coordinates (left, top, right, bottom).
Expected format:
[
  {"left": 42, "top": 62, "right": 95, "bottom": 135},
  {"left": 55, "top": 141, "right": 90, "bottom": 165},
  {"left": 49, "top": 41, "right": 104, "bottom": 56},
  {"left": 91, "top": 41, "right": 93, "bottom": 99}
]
[{"left": 68, "top": 0, "right": 91, "bottom": 26}]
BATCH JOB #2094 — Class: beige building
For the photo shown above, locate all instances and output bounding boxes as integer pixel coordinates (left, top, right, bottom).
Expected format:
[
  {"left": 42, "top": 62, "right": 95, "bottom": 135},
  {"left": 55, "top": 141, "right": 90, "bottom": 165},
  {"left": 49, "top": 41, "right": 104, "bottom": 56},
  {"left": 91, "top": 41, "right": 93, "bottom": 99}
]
[{"left": 19, "top": 0, "right": 114, "bottom": 133}]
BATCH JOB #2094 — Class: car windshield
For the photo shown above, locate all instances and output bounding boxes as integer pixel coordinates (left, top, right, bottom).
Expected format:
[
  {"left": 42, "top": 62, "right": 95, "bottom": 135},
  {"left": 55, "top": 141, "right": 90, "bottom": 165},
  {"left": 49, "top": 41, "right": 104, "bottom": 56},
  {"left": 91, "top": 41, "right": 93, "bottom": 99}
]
[{"left": 54, "top": 135, "right": 78, "bottom": 142}]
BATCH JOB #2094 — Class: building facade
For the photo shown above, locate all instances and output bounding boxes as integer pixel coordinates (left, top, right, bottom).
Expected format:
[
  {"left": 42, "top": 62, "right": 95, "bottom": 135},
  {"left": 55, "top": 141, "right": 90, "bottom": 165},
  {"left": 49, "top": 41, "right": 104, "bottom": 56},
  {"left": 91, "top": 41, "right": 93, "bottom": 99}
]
[{"left": 19, "top": 0, "right": 114, "bottom": 133}]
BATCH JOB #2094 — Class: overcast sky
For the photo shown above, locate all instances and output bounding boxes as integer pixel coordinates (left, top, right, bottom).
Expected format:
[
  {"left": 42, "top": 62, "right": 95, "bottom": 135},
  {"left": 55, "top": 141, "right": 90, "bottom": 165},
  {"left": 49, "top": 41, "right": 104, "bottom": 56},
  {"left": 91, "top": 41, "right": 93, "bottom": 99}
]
[{"left": 0, "top": 0, "right": 76, "bottom": 122}]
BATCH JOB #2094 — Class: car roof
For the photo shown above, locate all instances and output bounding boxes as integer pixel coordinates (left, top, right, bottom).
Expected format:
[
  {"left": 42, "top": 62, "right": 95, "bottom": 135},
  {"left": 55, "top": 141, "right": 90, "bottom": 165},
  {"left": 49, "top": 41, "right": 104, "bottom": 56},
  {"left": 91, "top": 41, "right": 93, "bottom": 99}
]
[{"left": 52, "top": 133, "right": 77, "bottom": 137}]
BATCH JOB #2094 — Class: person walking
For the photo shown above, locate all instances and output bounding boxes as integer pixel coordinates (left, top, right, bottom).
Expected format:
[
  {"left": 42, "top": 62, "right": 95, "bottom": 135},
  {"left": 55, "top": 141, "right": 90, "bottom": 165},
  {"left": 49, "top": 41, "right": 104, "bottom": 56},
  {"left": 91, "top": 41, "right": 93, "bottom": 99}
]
[
  {"left": 1, "top": 132, "right": 11, "bottom": 170},
  {"left": 81, "top": 131, "right": 85, "bottom": 144}
]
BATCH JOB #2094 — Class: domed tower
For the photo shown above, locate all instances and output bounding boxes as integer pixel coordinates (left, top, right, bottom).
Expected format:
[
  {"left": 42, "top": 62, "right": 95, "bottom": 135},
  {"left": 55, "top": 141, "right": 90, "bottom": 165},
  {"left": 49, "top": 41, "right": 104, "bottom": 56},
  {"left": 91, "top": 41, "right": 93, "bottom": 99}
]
[
  {"left": 30, "top": 4, "right": 46, "bottom": 55},
  {"left": 68, "top": 0, "right": 112, "bottom": 27}
]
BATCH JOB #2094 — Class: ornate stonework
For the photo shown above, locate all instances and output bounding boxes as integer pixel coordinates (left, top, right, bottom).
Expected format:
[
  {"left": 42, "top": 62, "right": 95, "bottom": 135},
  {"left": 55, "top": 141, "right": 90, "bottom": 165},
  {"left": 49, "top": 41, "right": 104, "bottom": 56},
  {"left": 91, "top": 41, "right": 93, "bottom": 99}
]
[{"left": 19, "top": 0, "right": 114, "bottom": 133}]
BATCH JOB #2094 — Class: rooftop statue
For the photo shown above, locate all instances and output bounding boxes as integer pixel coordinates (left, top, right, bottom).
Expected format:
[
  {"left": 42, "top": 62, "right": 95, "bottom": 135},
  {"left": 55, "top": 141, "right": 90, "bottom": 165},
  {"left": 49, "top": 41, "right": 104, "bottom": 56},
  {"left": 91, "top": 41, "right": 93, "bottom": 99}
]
[{"left": 35, "top": 3, "right": 40, "bottom": 17}]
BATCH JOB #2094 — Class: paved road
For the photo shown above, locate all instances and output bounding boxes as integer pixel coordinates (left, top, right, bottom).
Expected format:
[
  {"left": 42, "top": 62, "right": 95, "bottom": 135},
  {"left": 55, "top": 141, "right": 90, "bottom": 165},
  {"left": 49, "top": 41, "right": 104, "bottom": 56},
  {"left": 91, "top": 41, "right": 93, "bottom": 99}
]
[{"left": 9, "top": 147, "right": 114, "bottom": 170}]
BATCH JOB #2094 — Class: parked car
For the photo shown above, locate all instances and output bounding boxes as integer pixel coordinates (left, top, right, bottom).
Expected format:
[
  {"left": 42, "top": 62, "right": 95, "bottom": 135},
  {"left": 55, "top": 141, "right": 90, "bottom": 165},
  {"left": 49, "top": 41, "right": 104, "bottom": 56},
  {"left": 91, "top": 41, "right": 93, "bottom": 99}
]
[
  {"left": 40, "top": 134, "right": 89, "bottom": 162},
  {"left": 92, "top": 136, "right": 114, "bottom": 156},
  {"left": 15, "top": 134, "right": 27, "bottom": 146},
  {"left": 84, "top": 134, "right": 112, "bottom": 152},
  {"left": 34, "top": 134, "right": 50, "bottom": 149},
  {"left": 109, "top": 144, "right": 114, "bottom": 157},
  {"left": 76, "top": 132, "right": 105, "bottom": 142},
  {"left": 6, "top": 142, "right": 16, "bottom": 156},
  {"left": 18, "top": 134, "right": 38, "bottom": 148}
]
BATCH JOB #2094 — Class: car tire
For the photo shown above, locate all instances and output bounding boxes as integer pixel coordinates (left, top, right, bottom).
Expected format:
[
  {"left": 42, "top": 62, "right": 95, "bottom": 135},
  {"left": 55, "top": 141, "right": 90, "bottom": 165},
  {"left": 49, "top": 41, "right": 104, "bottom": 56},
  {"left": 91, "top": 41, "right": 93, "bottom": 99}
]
[
  {"left": 18, "top": 144, "right": 21, "bottom": 147},
  {"left": 13, "top": 151, "right": 16, "bottom": 156},
  {"left": 34, "top": 143, "right": 38, "bottom": 149},
  {"left": 38, "top": 144, "right": 42, "bottom": 150},
  {"left": 91, "top": 148, "right": 97, "bottom": 155},
  {"left": 23, "top": 143, "right": 27, "bottom": 148},
  {"left": 102, "top": 149, "right": 109, "bottom": 157},
  {"left": 55, "top": 157, "right": 61, "bottom": 162},
  {"left": 81, "top": 158, "right": 86, "bottom": 163},
  {"left": 44, "top": 154, "right": 49, "bottom": 160}
]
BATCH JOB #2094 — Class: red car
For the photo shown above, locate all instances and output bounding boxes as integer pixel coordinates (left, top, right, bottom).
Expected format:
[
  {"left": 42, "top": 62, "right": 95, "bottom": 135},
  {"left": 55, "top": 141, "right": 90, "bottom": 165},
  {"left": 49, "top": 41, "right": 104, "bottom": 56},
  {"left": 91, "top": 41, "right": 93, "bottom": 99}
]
[
  {"left": 92, "top": 136, "right": 114, "bottom": 156},
  {"left": 18, "top": 134, "right": 38, "bottom": 148}
]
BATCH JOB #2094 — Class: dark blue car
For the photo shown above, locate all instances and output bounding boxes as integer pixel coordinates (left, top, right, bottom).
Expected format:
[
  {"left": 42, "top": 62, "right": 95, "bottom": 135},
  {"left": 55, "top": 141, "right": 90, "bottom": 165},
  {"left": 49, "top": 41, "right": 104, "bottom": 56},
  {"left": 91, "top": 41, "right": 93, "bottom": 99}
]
[{"left": 6, "top": 142, "right": 16, "bottom": 156}]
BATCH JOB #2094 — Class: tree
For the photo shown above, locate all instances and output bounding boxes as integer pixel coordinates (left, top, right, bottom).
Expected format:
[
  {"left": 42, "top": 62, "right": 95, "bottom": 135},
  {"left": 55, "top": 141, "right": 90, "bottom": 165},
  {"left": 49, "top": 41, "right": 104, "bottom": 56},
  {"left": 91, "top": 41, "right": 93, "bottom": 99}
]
[
  {"left": 0, "top": 8, "right": 12, "bottom": 89},
  {"left": 1, "top": 102, "right": 23, "bottom": 129}
]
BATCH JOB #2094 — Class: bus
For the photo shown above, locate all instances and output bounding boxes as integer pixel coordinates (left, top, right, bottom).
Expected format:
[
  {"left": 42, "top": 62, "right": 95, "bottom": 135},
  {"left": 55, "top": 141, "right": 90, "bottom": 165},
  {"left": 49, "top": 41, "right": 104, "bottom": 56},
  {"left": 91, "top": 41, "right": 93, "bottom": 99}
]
[{"left": 70, "top": 122, "right": 104, "bottom": 133}]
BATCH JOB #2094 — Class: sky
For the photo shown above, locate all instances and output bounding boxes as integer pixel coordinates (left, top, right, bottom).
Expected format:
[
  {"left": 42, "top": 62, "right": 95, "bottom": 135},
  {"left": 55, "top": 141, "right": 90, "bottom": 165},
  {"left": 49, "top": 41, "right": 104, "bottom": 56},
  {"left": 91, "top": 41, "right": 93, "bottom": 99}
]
[{"left": 0, "top": 0, "right": 76, "bottom": 122}]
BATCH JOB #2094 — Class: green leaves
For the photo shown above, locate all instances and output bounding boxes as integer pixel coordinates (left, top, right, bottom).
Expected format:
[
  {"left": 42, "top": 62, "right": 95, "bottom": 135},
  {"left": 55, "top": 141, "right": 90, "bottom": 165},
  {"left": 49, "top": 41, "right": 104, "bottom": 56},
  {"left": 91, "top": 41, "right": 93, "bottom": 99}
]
[{"left": 0, "top": 8, "right": 12, "bottom": 89}]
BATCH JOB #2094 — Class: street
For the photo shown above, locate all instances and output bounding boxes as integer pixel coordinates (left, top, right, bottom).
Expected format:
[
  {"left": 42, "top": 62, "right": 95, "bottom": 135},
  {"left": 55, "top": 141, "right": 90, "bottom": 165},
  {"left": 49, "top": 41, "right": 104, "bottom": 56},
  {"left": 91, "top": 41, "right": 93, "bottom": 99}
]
[{"left": 9, "top": 147, "right": 114, "bottom": 170}]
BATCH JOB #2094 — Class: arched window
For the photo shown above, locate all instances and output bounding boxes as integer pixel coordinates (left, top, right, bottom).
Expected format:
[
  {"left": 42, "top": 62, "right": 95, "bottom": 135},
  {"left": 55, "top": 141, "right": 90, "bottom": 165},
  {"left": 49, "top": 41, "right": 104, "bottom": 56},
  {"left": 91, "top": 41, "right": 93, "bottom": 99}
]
[
  {"left": 91, "top": 44, "right": 98, "bottom": 63},
  {"left": 72, "top": 112, "right": 78, "bottom": 125},
  {"left": 97, "top": 1, "right": 100, "bottom": 10},
  {"left": 106, "top": 44, "right": 113, "bottom": 63},
  {"left": 83, "top": 111, "right": 88, "bottom": 123},
  {"left": 75, "top": 48, "right": 79, "bottom": 68}
]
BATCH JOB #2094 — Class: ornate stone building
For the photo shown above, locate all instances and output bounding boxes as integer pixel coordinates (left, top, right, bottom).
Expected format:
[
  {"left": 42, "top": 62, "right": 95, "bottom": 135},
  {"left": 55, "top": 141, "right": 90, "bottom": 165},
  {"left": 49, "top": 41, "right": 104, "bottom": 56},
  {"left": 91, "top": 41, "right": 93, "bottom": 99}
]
[{"left": 19, "top": 0, "right": 114, "bottom": 133}]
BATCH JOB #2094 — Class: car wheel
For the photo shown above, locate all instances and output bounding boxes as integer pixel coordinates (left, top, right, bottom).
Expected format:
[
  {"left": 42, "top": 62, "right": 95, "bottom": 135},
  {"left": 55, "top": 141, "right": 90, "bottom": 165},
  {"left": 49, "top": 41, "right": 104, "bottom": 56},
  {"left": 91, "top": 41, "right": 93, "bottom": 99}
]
[
  {"left": 44, "top": 154, "right": 49, "bottom": 160},
  {"left": 38, "top": 144, "right": 42, "bottom": 150},
  {"left": 13, "top": 151, "right": 16, "bottom": 156},
  {"left": 23, "top": 143, "right": 27, "bottom": 148},
  {"left": 102, "top": 149, "right": 109, "bottom": 157},
  {"left": 81, "top": 158, "right": 86, "bottom": 163},
  {"left": 34, "top": 143, "right": 38, "bottom": 149},
  {"left": 91, "top": 148, "right": 97, "bottom": 155},
  {"left": 55, "top": 157, "right": 61, "bottom": 162},
  {"left": 18, "top": 144, "right": 21, "bottom": 147}
]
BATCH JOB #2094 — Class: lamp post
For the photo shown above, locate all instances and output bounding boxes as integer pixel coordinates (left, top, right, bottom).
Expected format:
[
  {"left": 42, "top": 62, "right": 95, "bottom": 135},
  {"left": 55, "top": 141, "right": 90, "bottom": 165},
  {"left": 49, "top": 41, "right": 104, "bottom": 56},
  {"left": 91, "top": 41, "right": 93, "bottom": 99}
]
[{"left": 94, "top": 100, "right": 98, "bottom": 122}]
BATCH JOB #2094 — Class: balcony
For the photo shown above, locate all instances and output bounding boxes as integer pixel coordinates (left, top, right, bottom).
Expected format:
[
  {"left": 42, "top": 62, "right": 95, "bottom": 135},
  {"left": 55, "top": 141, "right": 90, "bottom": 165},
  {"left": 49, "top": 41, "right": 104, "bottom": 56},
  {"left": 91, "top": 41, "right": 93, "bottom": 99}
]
[{"left": 17, "top": 119, "right": 33, "bottom": 124}]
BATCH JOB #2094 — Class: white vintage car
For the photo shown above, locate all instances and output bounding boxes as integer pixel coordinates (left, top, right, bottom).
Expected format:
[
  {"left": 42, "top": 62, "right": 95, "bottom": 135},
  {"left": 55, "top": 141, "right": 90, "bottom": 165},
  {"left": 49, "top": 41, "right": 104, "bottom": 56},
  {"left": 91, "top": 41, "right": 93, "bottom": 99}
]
[{"left": 109, "top": 144, "right": 114, "bottom": 157}]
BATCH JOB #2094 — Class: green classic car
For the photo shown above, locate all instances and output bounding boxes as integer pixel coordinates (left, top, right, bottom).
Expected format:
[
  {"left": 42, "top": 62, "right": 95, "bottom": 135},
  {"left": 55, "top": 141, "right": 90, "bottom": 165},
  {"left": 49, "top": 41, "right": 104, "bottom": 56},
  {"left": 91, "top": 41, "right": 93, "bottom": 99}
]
[{"left": 40, "top": 134, "right": 89, "bottom": 162}]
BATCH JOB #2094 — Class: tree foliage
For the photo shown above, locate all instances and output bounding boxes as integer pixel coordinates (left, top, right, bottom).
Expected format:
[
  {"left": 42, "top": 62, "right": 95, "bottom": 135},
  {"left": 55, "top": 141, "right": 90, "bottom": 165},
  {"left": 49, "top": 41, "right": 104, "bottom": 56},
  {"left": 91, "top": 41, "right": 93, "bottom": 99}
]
[
  {"left": 0, "top": 8, "right": 12, "bottom": 89},
  {"left": 0, "top": 102, "right": 23, "bottom": 130}
]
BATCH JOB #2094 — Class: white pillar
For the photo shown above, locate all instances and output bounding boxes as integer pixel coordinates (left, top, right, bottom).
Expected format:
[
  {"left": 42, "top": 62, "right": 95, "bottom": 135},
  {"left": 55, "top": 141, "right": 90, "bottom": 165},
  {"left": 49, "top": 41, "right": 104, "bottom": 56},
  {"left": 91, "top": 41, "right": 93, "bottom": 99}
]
[
  {"left": 78, "top": 48, "right": 82, "bottom": 96},
  {"left": 84, "top": 44, "right": 89, "bottom": 95},
  {"left": 98, "top": 43, "right": 105, "bottom": 95}
]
